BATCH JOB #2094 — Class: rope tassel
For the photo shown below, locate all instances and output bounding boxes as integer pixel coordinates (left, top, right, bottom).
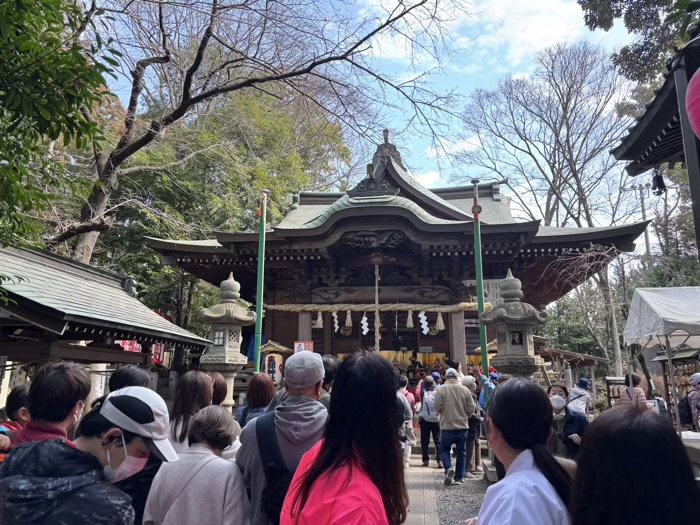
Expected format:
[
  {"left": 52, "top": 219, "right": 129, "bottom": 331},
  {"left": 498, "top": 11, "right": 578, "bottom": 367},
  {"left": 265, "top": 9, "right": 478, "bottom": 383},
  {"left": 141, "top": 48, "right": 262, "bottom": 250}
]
[
  {"left": 345, "top": 310, "right": 352, "bottom": 328},
  {"left": 315, "top": 311, "right": 323, "bottom": 329},
  {"left": 406, "top": 310, "right": 414, "bottom": 329},
  {"left": 435, "top": 312, "right": 445, "bottom": 332}
]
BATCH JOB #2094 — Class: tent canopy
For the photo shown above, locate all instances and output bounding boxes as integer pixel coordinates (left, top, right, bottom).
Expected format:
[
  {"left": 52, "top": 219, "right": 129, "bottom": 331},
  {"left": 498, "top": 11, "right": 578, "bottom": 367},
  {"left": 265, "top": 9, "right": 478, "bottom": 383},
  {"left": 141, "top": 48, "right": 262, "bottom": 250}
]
[{"left": 623, "top": 287, "right": 700, "bottom": 348}]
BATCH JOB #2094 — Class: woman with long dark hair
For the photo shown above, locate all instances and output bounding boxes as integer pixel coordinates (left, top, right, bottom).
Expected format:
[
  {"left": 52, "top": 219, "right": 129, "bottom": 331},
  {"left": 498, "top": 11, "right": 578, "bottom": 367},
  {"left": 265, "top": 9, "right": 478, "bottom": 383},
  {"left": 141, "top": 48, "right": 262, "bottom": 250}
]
[
  {"left": 169, "top": 370, "right": 212, "bottom": 454},
  {"left": 466, "top": 378, "right": 572, "bottom": 525},
  {"left": 571, "top": 406, "right": 699, "bottom": 525},
  {"left": 280, "top": 352, "right": 408, "bottom": 525}
]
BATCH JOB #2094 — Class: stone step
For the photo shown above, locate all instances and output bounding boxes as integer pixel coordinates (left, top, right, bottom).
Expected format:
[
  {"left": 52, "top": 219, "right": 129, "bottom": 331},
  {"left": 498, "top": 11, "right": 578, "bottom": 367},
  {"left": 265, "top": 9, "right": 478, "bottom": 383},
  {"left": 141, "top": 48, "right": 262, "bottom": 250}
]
[{"left": 480, "top": 459, "right": 499, "bottom": 483}]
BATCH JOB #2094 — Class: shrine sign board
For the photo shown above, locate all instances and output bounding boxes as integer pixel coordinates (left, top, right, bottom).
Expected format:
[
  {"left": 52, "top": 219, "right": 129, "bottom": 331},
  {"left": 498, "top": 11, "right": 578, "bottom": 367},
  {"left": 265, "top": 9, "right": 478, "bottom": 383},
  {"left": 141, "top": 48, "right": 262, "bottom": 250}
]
[{"left": 294, "top": 341, "right": 314, "bottom": 353}]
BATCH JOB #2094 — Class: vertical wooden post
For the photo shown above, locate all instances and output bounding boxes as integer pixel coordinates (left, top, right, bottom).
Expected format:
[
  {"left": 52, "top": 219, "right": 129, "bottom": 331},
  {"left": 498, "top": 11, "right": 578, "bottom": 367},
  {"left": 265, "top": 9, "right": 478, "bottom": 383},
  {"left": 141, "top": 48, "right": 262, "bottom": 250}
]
[
  {"left": 449, "top": 310, "right": 467, "bottom": 372},
  {"left": 298, "top": 312, "right": 312, "bottom": 343},
  {"left": 674, "top": 56, "right": 700, "bottom": 259},
  {"left": 589, "top": 365, "right": 597, "bottom": 398},
  {"left": 323, "top": 312, "right": 332, "bottom": 354}
]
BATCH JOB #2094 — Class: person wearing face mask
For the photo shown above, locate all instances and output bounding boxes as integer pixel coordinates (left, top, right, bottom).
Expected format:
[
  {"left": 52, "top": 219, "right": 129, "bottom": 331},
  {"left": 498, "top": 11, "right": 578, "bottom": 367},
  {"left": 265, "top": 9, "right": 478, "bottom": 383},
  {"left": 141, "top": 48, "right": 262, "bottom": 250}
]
[
  {"left": 546, "top": 384, "right": 588, "bottom": 460},
  {"left": 0, "top": 385, "right": 178, "bottom": 525}
]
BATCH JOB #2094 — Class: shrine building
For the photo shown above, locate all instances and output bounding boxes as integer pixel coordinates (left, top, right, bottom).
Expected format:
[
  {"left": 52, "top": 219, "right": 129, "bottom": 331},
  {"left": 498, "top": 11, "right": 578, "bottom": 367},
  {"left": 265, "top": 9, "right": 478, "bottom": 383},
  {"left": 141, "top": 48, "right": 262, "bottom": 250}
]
[{"left": 148, "top": 135, "right": 648, "bottom": 369}]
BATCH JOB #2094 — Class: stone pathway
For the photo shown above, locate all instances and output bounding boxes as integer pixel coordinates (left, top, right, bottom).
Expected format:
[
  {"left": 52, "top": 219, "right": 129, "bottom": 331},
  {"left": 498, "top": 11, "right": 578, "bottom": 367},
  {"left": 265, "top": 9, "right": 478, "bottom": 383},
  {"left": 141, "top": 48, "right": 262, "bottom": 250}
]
[
  {"left": 404, "top": 454, "right": 488, "bottom": 525},
  {"left": 405, "top": 456, "right": 440, "bottom": 525}
]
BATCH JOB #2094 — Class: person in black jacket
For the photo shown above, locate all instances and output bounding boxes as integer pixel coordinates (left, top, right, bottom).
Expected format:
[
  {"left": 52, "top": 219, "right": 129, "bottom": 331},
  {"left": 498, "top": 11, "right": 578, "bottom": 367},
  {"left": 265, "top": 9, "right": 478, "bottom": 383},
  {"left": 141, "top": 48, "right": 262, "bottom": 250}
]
[
  {"left": 0, "top": 386, "right": 178, "bottom": 525},
  {"left": 547, "top": 383, "right": 589, "bottom": 460},
  {"left": 0, "top": 438, "right": 134, "bottom": 525}
]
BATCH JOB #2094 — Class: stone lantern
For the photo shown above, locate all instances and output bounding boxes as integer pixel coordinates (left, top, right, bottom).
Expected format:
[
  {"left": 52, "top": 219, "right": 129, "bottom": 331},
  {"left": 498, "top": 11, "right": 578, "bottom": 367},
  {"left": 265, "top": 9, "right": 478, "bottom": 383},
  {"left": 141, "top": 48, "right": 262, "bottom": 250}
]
[
  {"left": 480, "top": 269, "right": 547, "bottom": 377},
  {"left": 199, "top": 272, "right": 256, "bottom": 411}
]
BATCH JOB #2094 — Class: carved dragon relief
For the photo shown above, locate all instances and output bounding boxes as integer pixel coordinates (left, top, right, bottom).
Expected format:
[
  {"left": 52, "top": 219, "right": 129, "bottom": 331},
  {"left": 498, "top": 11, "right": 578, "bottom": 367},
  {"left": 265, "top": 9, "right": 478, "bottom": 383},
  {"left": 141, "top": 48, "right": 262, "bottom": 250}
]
[{"left": 338, "top": 230, "right": 406, "bottom": 249}]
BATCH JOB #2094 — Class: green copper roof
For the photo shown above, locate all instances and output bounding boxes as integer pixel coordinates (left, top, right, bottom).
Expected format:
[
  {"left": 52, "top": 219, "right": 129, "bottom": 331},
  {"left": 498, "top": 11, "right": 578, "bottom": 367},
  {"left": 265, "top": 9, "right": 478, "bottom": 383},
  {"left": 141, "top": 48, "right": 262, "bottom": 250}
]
[
  {"left": 0, "top": 248, "right": 211, "bottom": 347},
  {"left": 284, "top": 194, "right": 467, "bottom": 230}
]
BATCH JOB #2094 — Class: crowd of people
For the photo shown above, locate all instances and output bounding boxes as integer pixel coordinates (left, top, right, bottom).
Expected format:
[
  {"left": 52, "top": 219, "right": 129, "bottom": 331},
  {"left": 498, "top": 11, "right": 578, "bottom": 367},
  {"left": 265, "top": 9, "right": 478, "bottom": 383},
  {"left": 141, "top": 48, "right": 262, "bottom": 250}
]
[{"left": 0, "top": 357, "right": 697, "bottom": 525}]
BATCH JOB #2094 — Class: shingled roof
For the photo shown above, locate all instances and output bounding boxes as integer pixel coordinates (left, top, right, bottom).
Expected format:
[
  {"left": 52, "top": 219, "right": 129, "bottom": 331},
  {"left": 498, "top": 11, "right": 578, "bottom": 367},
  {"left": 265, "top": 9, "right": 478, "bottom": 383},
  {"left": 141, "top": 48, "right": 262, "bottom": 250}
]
[{"left": 0, "top": 248, "right": 211, "bottom": 349}]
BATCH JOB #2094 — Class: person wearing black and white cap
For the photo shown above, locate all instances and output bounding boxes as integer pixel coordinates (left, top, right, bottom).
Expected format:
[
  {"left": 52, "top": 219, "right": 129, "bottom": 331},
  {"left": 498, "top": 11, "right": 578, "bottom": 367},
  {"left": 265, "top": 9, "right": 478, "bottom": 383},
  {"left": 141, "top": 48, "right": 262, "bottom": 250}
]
[
  {"left": 0, "top": 385, "right": 177, "bottom": 525},
  {"left": 236, "top": 351, "right": 327, "bottom": 525}
]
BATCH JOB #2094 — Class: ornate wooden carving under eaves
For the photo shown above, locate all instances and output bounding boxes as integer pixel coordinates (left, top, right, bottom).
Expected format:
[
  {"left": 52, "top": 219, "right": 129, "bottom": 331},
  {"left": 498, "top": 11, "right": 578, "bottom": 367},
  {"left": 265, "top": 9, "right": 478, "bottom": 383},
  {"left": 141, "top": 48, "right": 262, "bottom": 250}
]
[
  {"left": 347, "top": 169, "right": 399, "bottom": 198},
  {"left": 338, "top": 230, "right": 406, "bottom": 249}
]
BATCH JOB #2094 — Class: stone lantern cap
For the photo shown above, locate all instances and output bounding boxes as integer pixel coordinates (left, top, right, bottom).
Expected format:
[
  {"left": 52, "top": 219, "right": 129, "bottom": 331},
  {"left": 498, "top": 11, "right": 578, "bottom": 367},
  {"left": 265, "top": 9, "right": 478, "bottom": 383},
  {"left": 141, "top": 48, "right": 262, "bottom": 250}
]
[
  {"left": 480, "top": 269, "right": 547, "bottom": 326},
  {"left": 200, "top": 272, "right": 257, "bottom": 325}
]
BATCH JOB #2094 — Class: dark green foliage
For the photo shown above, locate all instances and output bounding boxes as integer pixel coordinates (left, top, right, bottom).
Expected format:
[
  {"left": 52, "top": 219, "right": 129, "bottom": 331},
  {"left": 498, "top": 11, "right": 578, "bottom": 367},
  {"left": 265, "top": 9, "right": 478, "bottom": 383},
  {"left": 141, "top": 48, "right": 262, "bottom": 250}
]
[
  {"left": 578, "top": 0, "right": 700, "bottom": 82},
  {"left": 0, "top": 0, "right": 116, "bottom": 247}
]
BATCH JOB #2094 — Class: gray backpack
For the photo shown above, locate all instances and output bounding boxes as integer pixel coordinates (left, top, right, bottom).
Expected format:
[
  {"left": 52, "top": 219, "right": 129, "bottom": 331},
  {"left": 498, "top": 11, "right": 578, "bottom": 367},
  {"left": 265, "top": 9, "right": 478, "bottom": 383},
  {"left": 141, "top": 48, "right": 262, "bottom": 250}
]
[{"left": 421, "top": 389, "right": 439, "bottom": 423}]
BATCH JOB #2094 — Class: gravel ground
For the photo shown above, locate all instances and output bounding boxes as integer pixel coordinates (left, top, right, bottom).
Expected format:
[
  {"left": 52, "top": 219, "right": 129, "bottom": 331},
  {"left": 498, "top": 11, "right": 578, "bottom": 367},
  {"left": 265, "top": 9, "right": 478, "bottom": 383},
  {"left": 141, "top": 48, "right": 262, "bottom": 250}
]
[{"left": 433, "top": 470, "right": 489, "bottom": 525}]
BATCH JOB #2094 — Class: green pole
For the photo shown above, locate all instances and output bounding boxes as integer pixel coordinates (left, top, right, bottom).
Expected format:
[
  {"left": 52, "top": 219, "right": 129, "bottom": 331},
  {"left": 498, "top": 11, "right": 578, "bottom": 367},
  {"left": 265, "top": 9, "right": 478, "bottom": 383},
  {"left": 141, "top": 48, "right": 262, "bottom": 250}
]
[
  {"left": 254, "top": 190, "right": 269, "bottom": 373},
  {"left": 471, "top": 179, "right": 489, "bottom": 373}
]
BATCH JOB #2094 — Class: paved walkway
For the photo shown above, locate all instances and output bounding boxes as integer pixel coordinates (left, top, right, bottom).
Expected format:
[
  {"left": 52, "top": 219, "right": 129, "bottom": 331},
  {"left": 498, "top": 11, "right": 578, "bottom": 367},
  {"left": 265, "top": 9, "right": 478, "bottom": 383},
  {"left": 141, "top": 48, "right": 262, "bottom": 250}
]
[{"left": 405, "top": 455, "right": 440, "bottom": 525}]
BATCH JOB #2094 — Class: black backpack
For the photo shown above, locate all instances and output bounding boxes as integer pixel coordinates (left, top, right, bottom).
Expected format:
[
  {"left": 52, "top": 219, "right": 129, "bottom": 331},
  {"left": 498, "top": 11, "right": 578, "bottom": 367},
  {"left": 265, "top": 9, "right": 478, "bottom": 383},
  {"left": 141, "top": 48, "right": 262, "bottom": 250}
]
[
  {"left": 678, "top": 395, "right": 694, "bottom": 426},
  {"left": 256, "top": 412, "right": 295, "bottom": 525}
]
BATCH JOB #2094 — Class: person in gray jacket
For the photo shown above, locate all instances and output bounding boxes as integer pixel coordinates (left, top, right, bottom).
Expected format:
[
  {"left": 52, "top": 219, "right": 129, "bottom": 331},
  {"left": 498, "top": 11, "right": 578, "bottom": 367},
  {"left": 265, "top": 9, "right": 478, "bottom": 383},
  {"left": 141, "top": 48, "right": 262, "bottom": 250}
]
[{"left": 236, "top": 352, "right": 327, "bottom": 525}]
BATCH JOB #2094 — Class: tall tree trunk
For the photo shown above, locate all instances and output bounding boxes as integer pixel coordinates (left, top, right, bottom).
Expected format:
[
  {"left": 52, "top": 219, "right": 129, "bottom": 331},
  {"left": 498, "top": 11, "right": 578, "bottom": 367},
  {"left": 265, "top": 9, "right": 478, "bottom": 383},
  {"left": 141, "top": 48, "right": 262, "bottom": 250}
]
[
  {"left": 182, "top": 278, "right": 197, "bottom": 330},
  {"left": 71, "top": 156, "right": 117, "bottom": 264},
  {"left": 599, "top": 266, "right": 623, "bottom": 375}
]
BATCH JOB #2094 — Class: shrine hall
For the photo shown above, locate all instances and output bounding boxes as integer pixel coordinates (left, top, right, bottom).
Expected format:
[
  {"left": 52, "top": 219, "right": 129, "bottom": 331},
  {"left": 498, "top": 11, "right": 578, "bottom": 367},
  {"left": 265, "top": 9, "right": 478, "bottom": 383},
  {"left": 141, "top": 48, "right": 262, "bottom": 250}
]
[{"left": 148, "top": 135, "right": 648, "bottom": 369}]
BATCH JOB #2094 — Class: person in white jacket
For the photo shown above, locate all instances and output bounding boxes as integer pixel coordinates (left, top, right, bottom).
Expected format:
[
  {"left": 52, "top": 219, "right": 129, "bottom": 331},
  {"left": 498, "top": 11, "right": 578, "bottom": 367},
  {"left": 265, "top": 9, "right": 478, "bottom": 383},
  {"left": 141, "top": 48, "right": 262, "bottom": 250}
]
[
  {"left": 145, "top": 406, "right": 249, "bottom": 525},
  {"left": 464, "top": 378, "right": 572, "bottom": 525}
]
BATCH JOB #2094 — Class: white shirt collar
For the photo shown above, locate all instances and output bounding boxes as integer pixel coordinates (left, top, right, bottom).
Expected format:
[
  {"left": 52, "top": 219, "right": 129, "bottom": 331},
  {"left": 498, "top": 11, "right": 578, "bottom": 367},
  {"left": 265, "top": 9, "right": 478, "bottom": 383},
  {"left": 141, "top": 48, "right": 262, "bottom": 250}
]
[{"left": 505, "top": 449, "right": 535, "bottom": 477}]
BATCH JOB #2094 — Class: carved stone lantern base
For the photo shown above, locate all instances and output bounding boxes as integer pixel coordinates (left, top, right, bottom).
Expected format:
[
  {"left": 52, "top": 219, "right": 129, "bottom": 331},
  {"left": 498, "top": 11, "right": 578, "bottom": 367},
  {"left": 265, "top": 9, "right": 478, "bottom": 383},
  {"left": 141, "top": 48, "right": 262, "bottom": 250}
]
[{"left": 490, "top": 354, "right": 544, "bottom": 377}]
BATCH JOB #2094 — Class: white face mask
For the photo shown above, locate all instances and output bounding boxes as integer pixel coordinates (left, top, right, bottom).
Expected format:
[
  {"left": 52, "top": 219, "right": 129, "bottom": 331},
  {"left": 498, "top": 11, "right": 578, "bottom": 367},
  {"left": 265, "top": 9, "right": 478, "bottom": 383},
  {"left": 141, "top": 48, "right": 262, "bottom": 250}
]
[
  {"left": 103, "top": 433, "right": 148, "bottom": 483},
  {"left": 550, "top": 395, "right": 567, "bottom": 410}
]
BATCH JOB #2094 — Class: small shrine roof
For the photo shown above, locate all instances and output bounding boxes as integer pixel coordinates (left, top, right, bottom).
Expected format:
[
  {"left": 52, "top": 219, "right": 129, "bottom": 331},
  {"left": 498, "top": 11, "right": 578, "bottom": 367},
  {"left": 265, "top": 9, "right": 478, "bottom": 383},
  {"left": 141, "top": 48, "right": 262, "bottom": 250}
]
[{"left": 0, "top": 248, "right": 211, "bottom": 349}]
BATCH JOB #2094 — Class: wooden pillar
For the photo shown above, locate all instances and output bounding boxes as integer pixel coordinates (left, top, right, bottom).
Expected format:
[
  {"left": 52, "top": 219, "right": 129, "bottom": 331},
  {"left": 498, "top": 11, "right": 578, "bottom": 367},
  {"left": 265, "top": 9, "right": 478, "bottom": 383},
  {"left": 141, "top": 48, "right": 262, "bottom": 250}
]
[
  {"left": 323, "top": 312, "right": 332, "bottom": 354},
  {"left": 298, "top": 312, "right": 312, "bottom": 342},
  {"left": 589, "top": 365, "right": 597, "bottom": 397},
  {"left": 449, "top": 311, "right": 467, "bottom": 372},
  {"left": 674, "top": 54, "right": 700, "bottom": 259}
]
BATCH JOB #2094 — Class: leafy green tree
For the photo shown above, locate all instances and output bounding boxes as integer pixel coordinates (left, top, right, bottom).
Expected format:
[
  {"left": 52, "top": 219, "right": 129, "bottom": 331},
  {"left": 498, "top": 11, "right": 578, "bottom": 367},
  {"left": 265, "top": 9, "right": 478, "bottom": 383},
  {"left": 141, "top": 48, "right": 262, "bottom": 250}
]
[
  {"left": 578, "top": 0, "right": 700, "bottom": 82},
  {"left": 54, "top": 89, "right": 350, "bottom": 333},
  {"left": 40, "top": 0, "right": 459, "bottom": 264},
  {"left": 0, "top": 0, "right": 117, "bottom": 247}
]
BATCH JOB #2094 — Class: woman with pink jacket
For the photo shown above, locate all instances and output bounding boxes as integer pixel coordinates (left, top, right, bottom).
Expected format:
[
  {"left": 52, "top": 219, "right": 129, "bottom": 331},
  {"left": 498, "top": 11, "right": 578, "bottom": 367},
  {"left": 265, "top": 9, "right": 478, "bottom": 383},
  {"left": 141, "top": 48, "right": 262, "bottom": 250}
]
[{"left": 280, "top": 352, "right": 408, "bottom": 525}]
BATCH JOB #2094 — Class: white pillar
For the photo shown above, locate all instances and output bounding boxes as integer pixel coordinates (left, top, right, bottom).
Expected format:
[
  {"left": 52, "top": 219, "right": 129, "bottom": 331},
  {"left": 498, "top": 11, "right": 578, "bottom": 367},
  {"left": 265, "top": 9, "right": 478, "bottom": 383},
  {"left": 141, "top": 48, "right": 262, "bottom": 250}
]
[
  {"left": 86, "top": 363, "right": 107, "bottom": 407},
  {"left": 0, "top": 359, "right": 11, "bottom": 409}
]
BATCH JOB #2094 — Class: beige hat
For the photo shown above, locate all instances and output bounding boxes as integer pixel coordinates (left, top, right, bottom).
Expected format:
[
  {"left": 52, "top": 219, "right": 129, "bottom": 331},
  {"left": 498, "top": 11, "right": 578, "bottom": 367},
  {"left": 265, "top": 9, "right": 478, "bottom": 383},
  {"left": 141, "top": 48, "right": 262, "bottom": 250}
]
[{"left": 284, "top": 352, "right": 324, "bottom": 389}]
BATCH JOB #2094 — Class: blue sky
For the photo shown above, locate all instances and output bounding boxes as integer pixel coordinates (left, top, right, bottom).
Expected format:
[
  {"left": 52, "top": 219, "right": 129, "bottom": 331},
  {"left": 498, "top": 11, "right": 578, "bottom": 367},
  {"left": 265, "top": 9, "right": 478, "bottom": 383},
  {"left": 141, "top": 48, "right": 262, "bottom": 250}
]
[{"left": 362, "top": 0, "right": 634, "bottom": 188}]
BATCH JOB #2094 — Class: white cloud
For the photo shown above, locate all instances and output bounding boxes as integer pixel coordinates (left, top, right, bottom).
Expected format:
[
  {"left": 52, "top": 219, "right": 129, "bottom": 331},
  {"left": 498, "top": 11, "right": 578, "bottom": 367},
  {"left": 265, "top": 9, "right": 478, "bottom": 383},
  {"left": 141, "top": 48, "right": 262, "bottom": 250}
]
[
  {"left": 466, "top": 0, "right": 588, "bottom": 66},
  {"left": 414, "top": 170, "right": 444, "bottom": 187},
  {"left": 511, "top": 72, "right": 531, "bottom": 81},
  {"left": 424, "top": 136, "right": 481, "bottom": 159}
]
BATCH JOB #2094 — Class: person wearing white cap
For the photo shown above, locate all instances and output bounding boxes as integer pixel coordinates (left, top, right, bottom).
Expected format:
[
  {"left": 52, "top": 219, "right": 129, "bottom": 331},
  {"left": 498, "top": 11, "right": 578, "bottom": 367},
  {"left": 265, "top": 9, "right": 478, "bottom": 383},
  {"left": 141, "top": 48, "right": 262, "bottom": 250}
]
[
  {"left": 434, "top": 367, "right": 475, "bottom": 486},
  {"left": 0, "top": 385, "right": 177, "bottom": 525},
  {"left": 237, "top": 351, "right": 327, "bottom": 525},
  {"left": 686, "top": 372, "right": 700, "bottom": 430}
]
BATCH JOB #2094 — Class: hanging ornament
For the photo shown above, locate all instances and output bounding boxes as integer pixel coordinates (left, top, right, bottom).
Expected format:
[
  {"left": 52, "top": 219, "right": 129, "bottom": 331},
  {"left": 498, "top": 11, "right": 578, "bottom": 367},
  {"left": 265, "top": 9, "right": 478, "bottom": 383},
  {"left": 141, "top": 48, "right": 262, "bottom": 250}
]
[
  {"left": 687, "top": 69, "right": 700, "bottom": 139},
  {"left": 345, "top": 310, "right": 352, "bottom": 328},
  {"left": 315, "top": 311, "right": 323, "bottom": 329},
  {"left": 332, "top": 311, "right": 339, "bottom": 333},
  {"left": 406, "top": 310, "right": 414, "bottom": 329},
  {"left": 435, "top": 312, "right": 445, "bottom": 332},
  {"left": 361, "top": 312, "right": 369, "bottom": 335},
  {"left": 418, "top": 311, "right": 429, "bottom": 335}
]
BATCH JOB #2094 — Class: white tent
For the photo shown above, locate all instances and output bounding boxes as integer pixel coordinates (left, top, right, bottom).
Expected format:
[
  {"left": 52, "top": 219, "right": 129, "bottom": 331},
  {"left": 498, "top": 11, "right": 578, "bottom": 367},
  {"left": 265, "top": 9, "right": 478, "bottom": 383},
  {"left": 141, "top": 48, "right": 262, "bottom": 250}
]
[
  {"left": 623, "top": 287, "right": 700, "bottom": 431},
  {"left": 624, "top": 287, "right": 700, "bottom": 347}
]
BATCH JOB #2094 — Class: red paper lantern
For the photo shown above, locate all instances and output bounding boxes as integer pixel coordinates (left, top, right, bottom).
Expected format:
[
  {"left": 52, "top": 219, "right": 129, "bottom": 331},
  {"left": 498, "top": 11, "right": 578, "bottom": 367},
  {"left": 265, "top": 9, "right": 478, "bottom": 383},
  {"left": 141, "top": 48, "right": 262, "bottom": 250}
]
[{"left": 685, "top": 68, "right": 700, "bottom": 139}]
